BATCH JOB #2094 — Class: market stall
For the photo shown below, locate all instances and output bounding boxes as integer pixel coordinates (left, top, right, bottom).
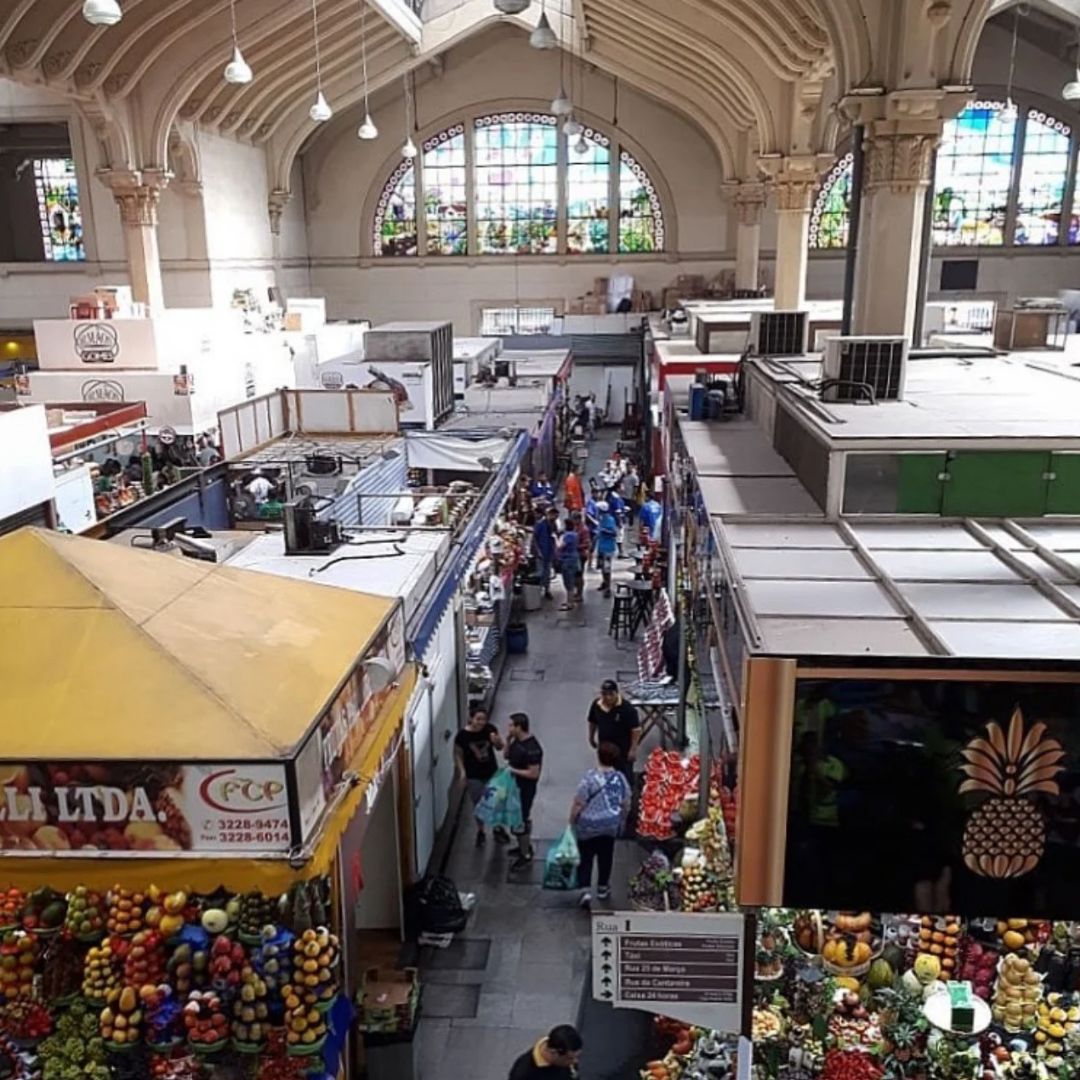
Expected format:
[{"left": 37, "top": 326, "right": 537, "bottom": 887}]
[{"left": 0, "top": 527, "right": 416, "bottom": 1080}]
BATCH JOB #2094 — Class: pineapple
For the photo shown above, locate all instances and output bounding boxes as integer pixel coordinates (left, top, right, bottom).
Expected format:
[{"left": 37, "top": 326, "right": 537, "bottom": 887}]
[{"left": 958, "top": 706, "right": 1065, "bottom": 880}]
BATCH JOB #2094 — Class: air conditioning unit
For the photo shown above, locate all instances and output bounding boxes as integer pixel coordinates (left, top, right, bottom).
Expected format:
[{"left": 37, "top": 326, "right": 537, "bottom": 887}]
[
  {"left": 749, "top": 310, "right": 809, "bottom": 357},
  {"left": 821, "top": 336, "right": 909, "bottom": 403}
]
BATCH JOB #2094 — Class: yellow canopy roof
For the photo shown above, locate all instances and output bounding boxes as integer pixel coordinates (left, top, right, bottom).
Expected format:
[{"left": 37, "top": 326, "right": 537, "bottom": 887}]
[{"left": 0, "top": 528, "right": 398, "bottom": 761}]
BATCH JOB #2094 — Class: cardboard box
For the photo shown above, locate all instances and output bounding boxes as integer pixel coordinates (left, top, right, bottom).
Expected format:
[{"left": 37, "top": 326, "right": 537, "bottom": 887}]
[{"left": 359, "top": 966, "right": 420, "bottom": 1034}]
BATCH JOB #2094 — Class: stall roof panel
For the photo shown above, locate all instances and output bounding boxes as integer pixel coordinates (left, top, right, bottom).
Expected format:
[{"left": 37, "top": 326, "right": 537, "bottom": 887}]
[
  {"left": 930, "top": 620, "right": 1080, "bottom": 659},
  {"left": 723, "top": 522, "right": 846, "bottom": 548},
  {"left": 678, "top": 421, "right": 794, "bottom": 477},
  {"left": 746, "top": 579, "right": 898, "bottom": 618},
  {"left": 870, "top": 549, "right": 1017, "bottom": 582},
  {"left": 700, "top": 476, "right": 823, "bottom": 517},
  {"left": 758, "top": 617, "right": 927, "bottom": 656},
  {"left": 734, "top": 547, "right": 871, "bottom": 580},
  {"left": 0, "top": 529, "right": 397, "bottom": 760}
]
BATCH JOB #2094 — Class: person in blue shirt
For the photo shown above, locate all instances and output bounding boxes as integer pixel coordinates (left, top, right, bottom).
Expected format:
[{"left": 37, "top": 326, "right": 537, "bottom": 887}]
[
  {"left": 532, "top": 506, "right": 559, "bottom": 599},
  {"left": 556, "top": 517, "right": 580, "bottom": 611},
  {"left": 583, "top": 484, "right": 600, "bottom": 568},
  {"left": 530, "top": 472, "right": 554, "bottom": 502},
  {"left": 606, "top": 489, "right": 626, "bottom": 557},
  {"left": 594, "top": 501, "right": 618, "bottom": 597},
  {"left": 639, "top": 495, "right": 663, "bottom": 543}
]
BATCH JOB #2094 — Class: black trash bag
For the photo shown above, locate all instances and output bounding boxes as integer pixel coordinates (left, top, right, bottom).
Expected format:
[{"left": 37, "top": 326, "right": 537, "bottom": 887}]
[{"left": 406, "top": 875, "right": 468, "bottom": 936}]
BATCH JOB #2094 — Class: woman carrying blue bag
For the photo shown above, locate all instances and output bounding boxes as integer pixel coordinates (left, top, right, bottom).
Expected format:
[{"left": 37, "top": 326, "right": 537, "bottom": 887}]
[{"left": 568, "top": 742, "right": 632, "bottom": 910}]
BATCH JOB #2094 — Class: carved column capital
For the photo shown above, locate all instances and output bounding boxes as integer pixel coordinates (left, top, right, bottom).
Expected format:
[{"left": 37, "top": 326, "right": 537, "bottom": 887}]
[
  {"left": 757, "top": 154, "right": 832, "bottom": 214},
  {"left": 723, "top": 181, "right": 768, "bottom": 226},
  {"left": 862, "top": 128, "right": 940, "bottom": 194},
  {"left": 98, "top": 168, "right": 170, "bottom": 227},
  {"left": 268, "top": 188, "right": 292, "bottom": 236}
]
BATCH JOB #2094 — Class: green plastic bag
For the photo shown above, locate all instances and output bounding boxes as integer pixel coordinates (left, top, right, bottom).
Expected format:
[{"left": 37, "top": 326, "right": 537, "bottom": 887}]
[
  {"left": 543, "top": 826, "right": 580, "bottom": 890},
  {"left": 475, "top": 767, "right": 524, "bottom": 831}
]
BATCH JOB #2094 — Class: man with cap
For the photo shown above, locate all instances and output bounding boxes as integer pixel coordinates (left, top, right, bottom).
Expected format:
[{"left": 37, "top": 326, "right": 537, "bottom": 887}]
[{"left": 587, "top": 679, "right": 641, "bottom": 787}]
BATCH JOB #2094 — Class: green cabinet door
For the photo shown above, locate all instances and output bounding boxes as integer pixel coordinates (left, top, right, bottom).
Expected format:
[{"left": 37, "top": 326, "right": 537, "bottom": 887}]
[
  {"left": 942, "top": 451, "right": 1050, "bottom": 517},
  {"left": 1047, "top": 453, "right": 1080, "bottom": 514},
  {"left": 897, "top": 453, "right": 948, "bottom": 513}
]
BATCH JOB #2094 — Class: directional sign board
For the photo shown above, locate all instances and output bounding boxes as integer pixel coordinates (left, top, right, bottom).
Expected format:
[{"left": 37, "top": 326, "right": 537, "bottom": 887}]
[{"left": 591, "top": 911, "right": 749, "bottom": 1032}]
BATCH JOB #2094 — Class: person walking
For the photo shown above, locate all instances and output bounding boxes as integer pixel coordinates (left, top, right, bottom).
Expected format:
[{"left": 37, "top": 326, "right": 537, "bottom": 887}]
[
  {"left": 564, "top": 467, "right": 584, "bottom": 513},
  {"left": 454, "top": 709, "right": 505, "bottom": 846},
  {"left": 570, "top": 743, "right": 632, "bottom": 909},
  {"left": 509, "top": 1025, "right": 583, "bottom": 1079},
  {"left": 572, "top": 511, "right": 591, "bottom": 603},
  {"left": 621, "top": 463, "right": 641, "bottom": 522},
  {"left": 594, "top": 501, "right": 618, "bottom": 597},
  {"left": 532, "top": 506, "right": 559, "bottom": 600},
  {"left": 556, "top": 518, "right": 579, "bottom": 611},
  {"left": 606, "top": 488, "right": 627, "bottom": 557},
  {"left": 587, "top": 679, "right": 641, "bottom": 787},
  {"left": 504, "top": 712, "right": 543, "bottom": 870}
]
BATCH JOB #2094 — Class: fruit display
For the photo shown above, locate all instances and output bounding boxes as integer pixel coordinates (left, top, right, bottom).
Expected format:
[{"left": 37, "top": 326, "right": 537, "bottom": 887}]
[
  {"left": 40, "top": 936, "right": 83, "bottom": 1001},
  {"left": 794, "top": 910, "right": 826, "bottom": 955},
  {"left": 36, "top": 1000, "right": 107, "bottom": 1080},
  {"left": 752, "top": 1007, "right": 783, "bottom": 1040},
  {"left": 145, "top": 888, "right": 187, "bottom": 941},
  {"left": 958, "top": 939, "right": 999, "bottom": 1001},
  {"left": 82, "top": 939, "right": 121, "bottom": 1003},
  {"left": 756, "top": 910, "right": 791, "bottom": 980},
  {"left": 99, "top": 985, "right": 143, "bottom": 1048},
  {"left": 292, "top": 927, "right": 339, "bottom": 1005},
  {"left": 19, "top": 889, "right": 65, "bottom": 934},
  {"left": 106, "top": 887, "right": 146, "bottom": 937},
  {"left": 628, "top": 851, "right": 679, "bottom": 912},
  {"left": 917, "top": 915, "right": 963, "bottom": 978},
  {"left": 828, "top": 991, "right": 881, "bottom": 1049},
  {"left": 673, "top": 848, "right": 723, "bottom": 914},
  {"left": 822, "top": 914, "right": 878, "bottom": 974},
  {"left": 1034, "top": 991, "right": 1080, "bottom": 1069},
  {"left": 183, "top": 989, "right": 229, "bottom": 1050},
  {"left": 0, "top": 891, "right": 25, "bottom": 931},
  {"left": 993, "top": 953, "right": 1042, "bottom": 1032},
  {"left": 64, "top": 886, "right": 105, "bottom": 939},
  {"left": 239, "top": 893, "right": 277, "bottom": 944},
  {"left": 232, "top": 965, "right": 270, "bottom": 1047},
  {"left": 256, "top": 926, "right": 294, "bottom": 1002},
  {"left": 142, "top": 984, "right": 183, "bottom": 1049},
  {"left": 0, "top": 999, "right": 53, "bottom": 1042},
  {"left": 996, "top": 918, "right": 1046, "bottom": 954},
  {"left": 637, "top": 750, "right": 726, "bottom": 841},
  {"left": 0, "top": 932, "right": 36, "bottom": 1002},
  {"left": 282, "top": 981, "right": 327, "bottom": 1050},
  {"left": 123, "top": 929, "right": 165, "bottom": 987}
]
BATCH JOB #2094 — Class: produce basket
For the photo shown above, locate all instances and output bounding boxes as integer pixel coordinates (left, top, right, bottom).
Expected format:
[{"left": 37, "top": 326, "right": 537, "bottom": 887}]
[
  {"left": 232, "top": 1038, "right": 267, "bottom": 1054},
  {"left": 631, "top": 894, "right": 671, "bottom": 913},
  {"left": 287, "top": 1035, "right": 327, "bottom": 1057}
]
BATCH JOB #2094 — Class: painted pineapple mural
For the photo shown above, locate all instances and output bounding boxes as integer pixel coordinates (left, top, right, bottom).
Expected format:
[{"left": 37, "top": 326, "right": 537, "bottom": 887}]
[{"left": 958, "top": 706, "right": 1065, "bottom": 879}]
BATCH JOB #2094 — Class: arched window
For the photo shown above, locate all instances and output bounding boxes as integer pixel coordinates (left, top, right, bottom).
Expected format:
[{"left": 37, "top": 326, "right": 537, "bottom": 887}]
[
  {"left": 567, "top": 128, "right": 610, "bottom": 254},
  {"left": 371, "top": 113, "right": 665, "bottom": 257},
  {"left": 809, "top": 153, "right": 853, "bottom": 250},
  {"left": 933, "top": 101, "right": 1016, "bottom": 247},
  {"left": 34, "top": 158, "right": 85, "bottom": 262},
  {"left": 618, "top": 150, "right": 664, "bottom": 253},
  {"left": 1015, "top": 109, "right": 1071, "bottom": 246},
  {"left": 424, "top": 124, "right": 467, "bottom": 256},
  {"left": 373, "top": 159, "right": 417, "bottom": 257}
]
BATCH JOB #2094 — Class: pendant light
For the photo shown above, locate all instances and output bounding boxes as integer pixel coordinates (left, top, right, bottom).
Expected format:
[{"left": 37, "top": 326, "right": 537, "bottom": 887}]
[
  {"left": 551, "top": 85, "right": 572, "bottom": 116},
  {"left": 401, "top": 74, "right": 417, "bottom": 159},
  {"left": 357, "top": 2, "right": 378, "bottom": 140},
  {"left": 308, "top": 0, "right": 332, "bottom": 123},
  {"left": 494, "top": 0, "right": 531, "bottom": 12},
  {"left": 223, "top": 0, "right": 253, "bottom": 85},
  {"left": 573, "top": 133, "right": 588, "bottom": 155},
  {"left": 82, "top": 0, "right": 122, "bottom": 26},
  {"left": 1065, "top": 33, "right": 1080, "bottom": 101},
  {"left": 562, "top": 116, "right": 583, "bottom": 138},
  {"left": 1001, "top": 6, "right": 1019, "bottom": 120},
  {"left": 530, "top": 3, "right": 557, "bottom": 50}
]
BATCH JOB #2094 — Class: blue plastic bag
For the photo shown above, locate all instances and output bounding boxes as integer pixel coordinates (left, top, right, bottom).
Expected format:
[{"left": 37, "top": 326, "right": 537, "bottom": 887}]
[
  {"left": 543, "top": 826, "right": 580, "bottom": 890},
  {"left": 475, "top": 767, "right": 524, "bottom": 830}
]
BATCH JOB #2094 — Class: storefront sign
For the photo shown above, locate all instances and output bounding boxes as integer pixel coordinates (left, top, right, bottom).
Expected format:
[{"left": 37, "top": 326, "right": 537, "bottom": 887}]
[
  {"left": 591, "top": 912, "right": 748, "bottom": 1031},
  {"left": 0, "top": 762, "right": 292, "bottom": 854},
  {"left": 783, "top": 674, "right": 1080, "bottom": 918}
]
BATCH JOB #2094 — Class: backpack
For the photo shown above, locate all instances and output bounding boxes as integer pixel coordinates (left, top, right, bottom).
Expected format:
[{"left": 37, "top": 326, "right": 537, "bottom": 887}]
[{"left": 576, "top": 770, "right": 627, "bottom": 839}]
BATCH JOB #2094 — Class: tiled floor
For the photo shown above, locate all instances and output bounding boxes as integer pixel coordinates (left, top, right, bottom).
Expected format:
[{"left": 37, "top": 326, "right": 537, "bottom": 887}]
[{"left": 411, "top": 431, "right": 657, "bottom": 1080}]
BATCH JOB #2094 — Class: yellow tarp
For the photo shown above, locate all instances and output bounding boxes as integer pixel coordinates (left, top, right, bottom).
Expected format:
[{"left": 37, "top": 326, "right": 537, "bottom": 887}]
[
  {"left": 0, "top": 529, "right": 398, "bottom": 760},
  {"left": 0, "top": 670, "right": 417, "bottom": 893}
]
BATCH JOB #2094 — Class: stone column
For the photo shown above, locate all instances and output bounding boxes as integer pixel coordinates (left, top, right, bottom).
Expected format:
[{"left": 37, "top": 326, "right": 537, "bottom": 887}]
[
  {"left": 725, "top": 182, "right": 767, "bottom": 294},
  {"left": 851, "top": 123, "right": 941, "bottom": 336},
  {"left": 99, "top": 169, "right": 169, "bottom": 312},
  {"left": 771, "top": 175, "right": 818, "bottom": 310}
]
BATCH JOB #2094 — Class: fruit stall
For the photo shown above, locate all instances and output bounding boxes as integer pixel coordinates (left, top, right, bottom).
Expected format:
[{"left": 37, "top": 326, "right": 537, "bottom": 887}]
[{"left": 0, "top": 529, "right": 418, "bottom": 1079}]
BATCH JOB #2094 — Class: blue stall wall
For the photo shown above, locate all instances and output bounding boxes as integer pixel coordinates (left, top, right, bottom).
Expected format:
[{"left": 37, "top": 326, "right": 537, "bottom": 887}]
[
  {"left": 321, "top": 453, "right": 408, "bottom": 528},
  {"left": 131, "top": 475, "right": 231, "bottom": 530}
]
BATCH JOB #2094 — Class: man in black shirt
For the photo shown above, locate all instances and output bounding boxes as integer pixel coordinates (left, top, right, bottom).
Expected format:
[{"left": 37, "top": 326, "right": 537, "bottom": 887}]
[
  {"left": 587, "top": 679, "right": 641, "bottom": 786},
  {"left": 454, "top": 708, "right": 504, "bottom": 846},
  {"left": 508, "top": 1025, "right": 582, "bottom": 1080},
  {"left": 504, "top": 713, "right": 543, "bottom": 871}
]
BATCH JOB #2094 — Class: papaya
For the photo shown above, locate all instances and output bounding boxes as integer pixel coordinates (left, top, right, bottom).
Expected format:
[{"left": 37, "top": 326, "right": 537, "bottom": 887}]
[{"left": 118, "top": 986, "right": 137, "bottom": 1013}]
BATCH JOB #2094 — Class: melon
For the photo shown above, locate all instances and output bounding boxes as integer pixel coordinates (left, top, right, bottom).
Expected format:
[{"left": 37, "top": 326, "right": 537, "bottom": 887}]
[
  {"left": 901, "top": 969, "right": 923, "bottom": 996},
  {"left": 868, "top": 958, "right": 895, "bottom": 991},
  {"left": 201, "top": 908, "right": 229, "bottom": 935},
  {"left": 913, "top": 952, "right": 941, "bottom": 984}
]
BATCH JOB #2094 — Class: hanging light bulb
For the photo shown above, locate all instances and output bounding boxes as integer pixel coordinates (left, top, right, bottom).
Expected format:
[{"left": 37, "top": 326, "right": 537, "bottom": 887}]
[
  {"left": 82, "top": 0, "right": 122, "bottom": 26},
  {"left": 493, "top": 0, "right": 531, "bottom": 12},
  {"left": 308, "top": 0, "right": 332, "bottom": 123},
  {"left": 223, "top": 0, "right": 253, "bottom": 84},
  {"left": 402, "top": 136, "right": 418, "bottom": 159},
  {"left": 356, "top": 2, "right": 378, "bottom": 140},
  {"left": 310, "top": 91, "right": 332, "bottom": 122},
  {"left": 1064, "top": 68, "right": 1080, "bottom": 102},
  {"left": 530, "top": 9, "right": 557, "bottom": 49},
  {"left": 401, "top": 74, "right": 417, "bottom": 159},
  {"left": 574, "top": 133, "right": 589, "bottom": 155},
  {"left": 563, "top": 116, "right": 583, "bottom": 138},
  {"left": 551, "top": 84, "right": 572, "bottom": 116},
  {"left": 998, "top": 8, "right": 1017, "bottom": 120}
]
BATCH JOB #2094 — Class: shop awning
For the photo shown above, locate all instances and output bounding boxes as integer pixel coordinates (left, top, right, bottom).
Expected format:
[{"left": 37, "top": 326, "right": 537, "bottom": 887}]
[
  {"left": 0, "top": 669, "right": 417, "bottom": 893},
  {"left": 0, "top": 528, "right": 399, "bottom": 760}
]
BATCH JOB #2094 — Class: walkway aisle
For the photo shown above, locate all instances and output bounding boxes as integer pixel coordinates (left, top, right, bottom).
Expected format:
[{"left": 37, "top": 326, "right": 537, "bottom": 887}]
[{"left": 414, "top": 430, "right": 655, "bottom": 1080}]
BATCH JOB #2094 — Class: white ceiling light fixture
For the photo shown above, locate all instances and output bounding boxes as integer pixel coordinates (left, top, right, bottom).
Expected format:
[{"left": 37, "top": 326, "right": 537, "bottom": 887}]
[
  {"left": 357, "top": 2, "right": 378, "bottom": 140},
  {"left": 1065, "top": 32, "right": 1080, "bottom": 101},
  {"left": 402, "top": 74, "right": 418, "bottom": 159},
  {"left": 574, "top": 133, "right": 589, "bottom": 155},
  {"left": 223, "top": 0, "right": 252, "bottom": 85},
  {"left": 494, "top": 0, "right": 531, "bottom": 12},
  {"left": 563, "top": 116, "right": 583, "bottom": 138},
  {"left": 530, "top": 5, "right": 557, "bottom": 49},
  {"left": 551, "top": 84, "right": 572, "bottom": 116},
  {"left": 308, "top": 0, "right": 333, "bottom": 123},
  {"left": 1001, "top": 6, "right": 1020, "bottom": 120},
  {"left": 82, "top": 0, "right": 122, "bottom": 26}
]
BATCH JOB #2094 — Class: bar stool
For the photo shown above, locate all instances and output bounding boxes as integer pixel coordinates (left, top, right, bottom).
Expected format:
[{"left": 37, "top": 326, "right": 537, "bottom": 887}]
[{"left": 609, "top": 583, "right": 634, "bottom": 640}]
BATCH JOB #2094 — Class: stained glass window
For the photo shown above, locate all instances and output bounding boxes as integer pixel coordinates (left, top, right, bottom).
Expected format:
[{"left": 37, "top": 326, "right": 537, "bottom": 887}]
[
  {"left": 474, "top": 113, "right": 558, "bottom": 255},
  {"left": 618, "top": 150, "right": 664, "bottom": 253},
  {"left": 809, "top": 153, "right": 853, "bottom": 250},
  {"left": 932, "top": 101, "right": 1017, "bottom": 247},
  {"left": 373, "top": 159, "right": 417, "bottom": 257},
  {"left": 567, "top": 128, "right": 610, "bottom": 254},
  {"left": 423, "top": 124, "right": 467, "bottom": 256},
  {"left": 34, "top": 158, "right": 84, "bottom": 262},
  {"left": 1015, "top": 110, "right": 1071, "bottom": 246}
]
